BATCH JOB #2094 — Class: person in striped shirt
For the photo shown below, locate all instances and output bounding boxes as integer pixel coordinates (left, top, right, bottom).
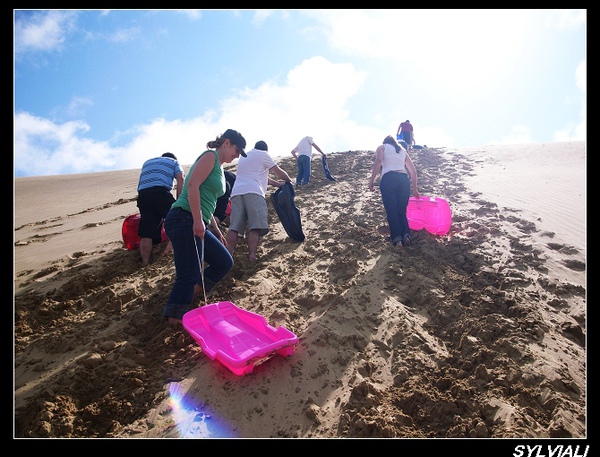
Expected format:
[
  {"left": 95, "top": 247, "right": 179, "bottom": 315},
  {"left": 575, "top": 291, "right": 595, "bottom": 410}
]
[{"left": 136, "top": 152, "right": 184, "bottom": 265}]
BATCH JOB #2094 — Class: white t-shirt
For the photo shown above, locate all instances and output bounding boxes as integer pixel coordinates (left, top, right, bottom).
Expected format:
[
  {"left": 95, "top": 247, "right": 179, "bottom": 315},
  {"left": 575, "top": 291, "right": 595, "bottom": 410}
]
[
  {"left": 293, "top": 136, "right": 314, "bottom": 158},
  {"left": 230, "top": 148, "right": 277, "bottom": 198},
  {"left": 381, "top": 143, "right": 407, "bottom": 176}
]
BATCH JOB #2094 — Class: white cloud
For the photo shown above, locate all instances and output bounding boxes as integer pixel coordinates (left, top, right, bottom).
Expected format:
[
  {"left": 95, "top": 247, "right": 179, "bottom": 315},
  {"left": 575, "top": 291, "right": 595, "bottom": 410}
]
[
  {"left": 13, "top": 10, "right": 585, "bottom": 176},
  {"left": 554, "top": 59, "right": 586, "bottom": 142},
  {"left": 489, "top": 125, "right": 533, "bottom": 145},
  {"left": 14, "top": 52, "right": 465, "bottom": 176},
  {"left": 14, "top": 112, "right": 118, "bottom": 176},
  {"left": 14, "top": 10, "right": 77, "bottom": 54},
  {"left": 553, "top": 9, "right": 587, "bottom": 30},
  {"left": 107, "top": 26, "right": 141, "bottom": 43},
  {"left": 252, "top": 9, "right": 279, "bottom": 26},
  {"left": 311, "top": 9, "right": 528, "bottom": 95},
  {"left": 14, "top": 56, "right": 382, "bottom": 176},
  {"left": 216, "top": 56, "right": 372, "bottom": 155},
  {"left": 66, "top": 96, "right": 94, "bottom": 117},
  {"left": 175, "top": 10, "right": 202, "bottom": 20}
]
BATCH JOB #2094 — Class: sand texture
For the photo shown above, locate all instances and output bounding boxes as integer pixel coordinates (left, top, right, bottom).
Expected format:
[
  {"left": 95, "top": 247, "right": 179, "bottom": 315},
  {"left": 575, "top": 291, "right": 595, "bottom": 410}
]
[{"left": 14, "top": 142, "right": 586, "bottom": 439}]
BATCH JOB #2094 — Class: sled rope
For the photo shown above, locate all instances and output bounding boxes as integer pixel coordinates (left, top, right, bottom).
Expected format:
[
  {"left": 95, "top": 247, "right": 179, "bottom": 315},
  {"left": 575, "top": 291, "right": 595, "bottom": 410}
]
[{"left": 193, "top": 235, "right": 208, "bottom": 306}]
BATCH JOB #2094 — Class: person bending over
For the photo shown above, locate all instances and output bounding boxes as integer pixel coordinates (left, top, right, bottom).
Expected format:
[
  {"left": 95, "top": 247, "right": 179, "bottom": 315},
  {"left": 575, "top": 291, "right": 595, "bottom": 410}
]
[{"left": 226, "top": 140, "right": 292, "bottom": 262}]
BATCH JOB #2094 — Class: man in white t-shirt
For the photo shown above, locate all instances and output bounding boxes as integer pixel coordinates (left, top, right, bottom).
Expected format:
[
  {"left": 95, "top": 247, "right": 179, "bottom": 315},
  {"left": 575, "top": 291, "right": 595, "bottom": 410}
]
[
  {"left": 225, "top": 141, "right": 292, "bottom": 262},
  {"left": 291, "top": 136, "right": 325, "bottom": 185}
]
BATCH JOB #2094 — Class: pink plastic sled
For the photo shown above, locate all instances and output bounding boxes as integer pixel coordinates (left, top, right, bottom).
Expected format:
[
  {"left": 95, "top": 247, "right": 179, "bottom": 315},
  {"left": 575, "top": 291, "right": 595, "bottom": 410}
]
[
  {"left": 121, "top": 213, "right": 168, "bottom": 250},
  {"left": 406, "top": 196, "right": 452, "bottom": 235},
  {"left": 182, "top": 301, "right": 299, "bottom": 376}
]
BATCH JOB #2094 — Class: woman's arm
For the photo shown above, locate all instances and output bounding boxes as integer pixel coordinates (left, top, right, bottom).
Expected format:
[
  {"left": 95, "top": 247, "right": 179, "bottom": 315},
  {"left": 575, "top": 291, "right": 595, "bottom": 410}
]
[
  {"left": 208, "top": 214, "right": 227, "bottom": 245},
  {"left": 174, "top": 172, "right": 184, "bottom": 199},
  {"left": 405, "top": 154, "right": 420, "bottom": 198},
  {"left": 368, "top": 145, "right": 384, "bottom": 191}
]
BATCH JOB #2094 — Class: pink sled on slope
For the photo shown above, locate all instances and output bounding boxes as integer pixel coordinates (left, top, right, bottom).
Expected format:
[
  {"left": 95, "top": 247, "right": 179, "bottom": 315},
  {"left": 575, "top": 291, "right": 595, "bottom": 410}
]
[{"left": 406, "top": 196, "right": 452, "bottom": 235}]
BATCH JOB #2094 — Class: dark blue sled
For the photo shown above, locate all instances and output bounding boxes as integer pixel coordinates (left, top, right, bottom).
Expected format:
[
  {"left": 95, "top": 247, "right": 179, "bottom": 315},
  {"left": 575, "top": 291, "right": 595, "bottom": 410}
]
[
  {"left": 322, "top": 155, "right": 336, "bottom": 181},
  {"left": 270, "top": 182, "right": 305, "bottom": 242}
]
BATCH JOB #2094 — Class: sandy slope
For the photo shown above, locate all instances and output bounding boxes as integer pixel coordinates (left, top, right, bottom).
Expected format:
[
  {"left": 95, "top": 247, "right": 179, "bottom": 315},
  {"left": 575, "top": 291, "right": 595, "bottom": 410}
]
[{"left": 14, "top": 142, "right": 586, "bottom": 440}]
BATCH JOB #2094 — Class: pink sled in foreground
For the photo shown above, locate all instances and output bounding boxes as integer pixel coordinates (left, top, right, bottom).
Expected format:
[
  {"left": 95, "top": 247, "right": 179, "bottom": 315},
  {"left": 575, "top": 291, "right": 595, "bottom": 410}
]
[{"left": 182, "top": 301, "right": 299, "bottom": 376}]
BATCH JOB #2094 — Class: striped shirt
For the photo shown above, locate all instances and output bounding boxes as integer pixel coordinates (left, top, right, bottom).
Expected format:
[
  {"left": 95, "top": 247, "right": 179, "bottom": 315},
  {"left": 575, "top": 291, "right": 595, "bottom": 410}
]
[{"left": 137, "top": 156, "right": 184, "bottom": 191}]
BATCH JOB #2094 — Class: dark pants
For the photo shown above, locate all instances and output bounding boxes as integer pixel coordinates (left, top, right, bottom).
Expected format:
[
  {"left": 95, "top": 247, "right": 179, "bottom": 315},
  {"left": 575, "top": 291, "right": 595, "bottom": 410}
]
[
  {"left": 295, "top": 154, "right": 311, "bottom": 185},
  {"left": 163, "top": 208, "right": 234, "bottom": 319},
  {"left": 136, "top": 187, "right": 175, "bottom": 243},
  {"left": 402, "top": 131, "right": 412, "bottom": 145},
  {"left": 380, "top": 171, "right": 411, "bottom": 244}
]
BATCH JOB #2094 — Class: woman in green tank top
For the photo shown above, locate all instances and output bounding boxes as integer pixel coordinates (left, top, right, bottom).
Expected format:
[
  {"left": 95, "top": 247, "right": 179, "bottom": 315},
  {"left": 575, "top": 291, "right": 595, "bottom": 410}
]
[{"left": 163, "top": 129, "right": 247, "bottom": 325}]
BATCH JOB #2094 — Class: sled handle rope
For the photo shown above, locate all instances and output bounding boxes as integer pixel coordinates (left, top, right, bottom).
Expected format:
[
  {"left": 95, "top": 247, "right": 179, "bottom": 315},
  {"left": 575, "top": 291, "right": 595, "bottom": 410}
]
[{"left": 193, "top": 235, "right": 208, "bottom": 306}]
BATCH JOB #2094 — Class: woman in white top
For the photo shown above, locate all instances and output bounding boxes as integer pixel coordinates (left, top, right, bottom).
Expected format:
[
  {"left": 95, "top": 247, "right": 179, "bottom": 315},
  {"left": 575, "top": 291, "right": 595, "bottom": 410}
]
[
  {"left": 226, "top": 140, "right": 292, "bottom": 261},
  {"left": 368, "top": 135, "right": 420, "bottom": 247}
]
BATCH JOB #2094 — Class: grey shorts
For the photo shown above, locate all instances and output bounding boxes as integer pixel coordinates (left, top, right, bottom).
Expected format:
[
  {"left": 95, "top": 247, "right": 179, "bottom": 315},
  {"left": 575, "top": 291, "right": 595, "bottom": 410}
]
[{"left": 228, "top": 193, "right": 269, "bottom": 237}]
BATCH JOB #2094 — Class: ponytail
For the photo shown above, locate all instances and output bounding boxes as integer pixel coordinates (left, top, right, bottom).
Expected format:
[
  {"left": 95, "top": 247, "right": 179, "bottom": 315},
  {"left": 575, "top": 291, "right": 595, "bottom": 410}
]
[
  {"left": 383, "top": 135, "right": 401, "bottom": 153},
  {"left": 207, "top": 135, "right": 226, "bottom": 150}
]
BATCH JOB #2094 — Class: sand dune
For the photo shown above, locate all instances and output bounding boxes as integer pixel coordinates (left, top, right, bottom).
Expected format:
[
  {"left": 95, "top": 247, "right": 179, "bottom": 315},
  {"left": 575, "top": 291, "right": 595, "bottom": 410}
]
[{"left": 14, "top": 142, "right": 586, "bottom": 441}]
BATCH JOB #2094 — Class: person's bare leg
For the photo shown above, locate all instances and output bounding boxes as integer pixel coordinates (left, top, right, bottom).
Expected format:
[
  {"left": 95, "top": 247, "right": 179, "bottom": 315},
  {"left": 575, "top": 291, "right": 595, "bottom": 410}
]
[
  {"left": 139, "top": 237, "right": 153, "bottom": 266},
  {"left": 168, "top": 317, "right": 182, "bottom": 326},
  {"left": 247, "top": 229, "right": 260, "bottom": 262},
  {"left": 225, "top": 229, "right": 239, "bottom": 256},
  {"left": 191, "top": 284, "right": 203, "bottom": 309},
  {"left": 193, "top": 279, "right": 215, "bottom": 306},
  {"left": 162, "top": 240, "right": 173, "bottom": 256}
]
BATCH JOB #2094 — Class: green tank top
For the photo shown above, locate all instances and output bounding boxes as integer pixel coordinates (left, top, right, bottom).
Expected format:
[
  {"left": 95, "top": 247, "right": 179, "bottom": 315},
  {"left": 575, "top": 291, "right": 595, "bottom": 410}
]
[{"left": 172, "top": 150, "right": 225, "bottom": 224}]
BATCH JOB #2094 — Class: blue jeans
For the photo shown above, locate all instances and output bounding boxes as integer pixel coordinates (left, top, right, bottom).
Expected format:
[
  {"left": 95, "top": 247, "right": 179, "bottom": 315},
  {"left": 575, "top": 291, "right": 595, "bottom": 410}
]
[
  {"left": 163, "top": 207, "right": 234, "bottom": 319},
  {"left": 380, "top": 171, "right": 411, "bottom": 244},
  {"left": 296, "top": 154, "right": 311, "bottom": 185}
]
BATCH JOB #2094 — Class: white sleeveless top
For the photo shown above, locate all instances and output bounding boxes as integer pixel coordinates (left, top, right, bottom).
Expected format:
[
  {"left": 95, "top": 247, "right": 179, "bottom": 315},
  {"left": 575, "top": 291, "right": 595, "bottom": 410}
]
[{"left": 381, "top": 143, "right": 407, "bottom": 176}]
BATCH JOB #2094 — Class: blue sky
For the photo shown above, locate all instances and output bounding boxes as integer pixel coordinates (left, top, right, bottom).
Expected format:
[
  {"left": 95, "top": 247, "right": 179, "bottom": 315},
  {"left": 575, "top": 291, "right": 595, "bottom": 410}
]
[{"left": 14, "top": 9, "right": 586, "bottom": 177}]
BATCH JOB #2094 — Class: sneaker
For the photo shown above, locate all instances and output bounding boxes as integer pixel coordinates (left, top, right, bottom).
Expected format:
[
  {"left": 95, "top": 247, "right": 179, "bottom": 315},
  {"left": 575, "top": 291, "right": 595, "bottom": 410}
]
[{"left": 402, "top": 234, "right": 411, "bottom": 246}]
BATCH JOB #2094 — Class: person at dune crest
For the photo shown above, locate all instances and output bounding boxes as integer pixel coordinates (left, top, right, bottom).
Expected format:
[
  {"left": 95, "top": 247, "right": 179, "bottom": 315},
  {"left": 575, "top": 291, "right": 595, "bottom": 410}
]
[
  {"left": 368, "top": 135, "right": 419, "bottom": 247},
  {"left": 396, "top": 120, "right": 415, "bottom": 151},
  {"left": 290, "top": 136, "right": 325, "bottom": 185}
]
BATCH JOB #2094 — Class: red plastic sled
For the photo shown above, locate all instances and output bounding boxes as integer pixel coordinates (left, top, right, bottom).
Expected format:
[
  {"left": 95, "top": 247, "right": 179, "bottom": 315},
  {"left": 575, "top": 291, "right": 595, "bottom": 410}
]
[
  {"left": 182, "top": 301, "right": 299, "bottom": 376},
  {"left": 406, "top": 196, "right": 452, "bottom": 235},
  {"left": 122, "top": 213, "right": 168, "bottom": 250}
]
